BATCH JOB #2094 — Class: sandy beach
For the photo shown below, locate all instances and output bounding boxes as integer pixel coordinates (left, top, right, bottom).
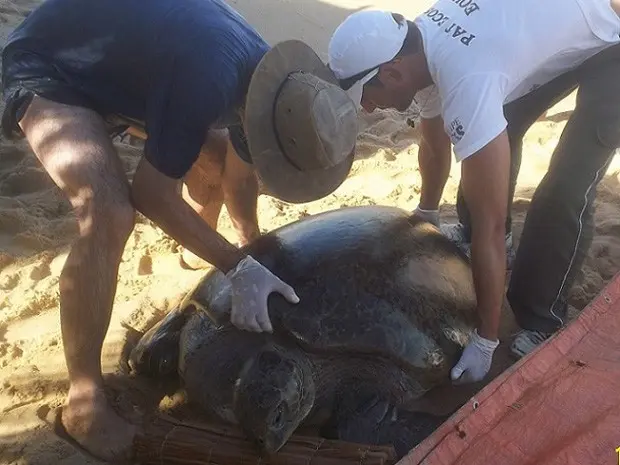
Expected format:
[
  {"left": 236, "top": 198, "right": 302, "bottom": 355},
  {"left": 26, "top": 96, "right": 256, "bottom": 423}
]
[{"left": 1, "top": 0, "right": 620, "bottom": 463}]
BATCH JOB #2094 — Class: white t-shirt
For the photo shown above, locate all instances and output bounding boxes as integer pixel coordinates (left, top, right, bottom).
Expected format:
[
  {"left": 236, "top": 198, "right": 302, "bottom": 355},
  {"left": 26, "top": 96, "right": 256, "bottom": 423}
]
[{"left": 413, "top": 0, "right": 620, "bottom": 161}]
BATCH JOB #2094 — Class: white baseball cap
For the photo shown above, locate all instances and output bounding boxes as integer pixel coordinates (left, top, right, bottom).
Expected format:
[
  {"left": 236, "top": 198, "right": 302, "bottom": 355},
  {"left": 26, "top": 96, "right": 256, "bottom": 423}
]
[{"left": 328, "top": 10, "right": 408, "bottom": 108}]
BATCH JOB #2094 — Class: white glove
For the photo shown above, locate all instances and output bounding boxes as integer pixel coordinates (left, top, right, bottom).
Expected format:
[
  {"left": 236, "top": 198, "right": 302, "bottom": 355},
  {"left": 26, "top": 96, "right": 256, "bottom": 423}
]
[
  {"left": 226, "top": 255, "right": 299, "bottom": 333},
  {"left": 413, "top": 206, "right": 440, "bottom": 227},
  {"left": 450, "top": 329, "right": 499, "bottom": 385}
]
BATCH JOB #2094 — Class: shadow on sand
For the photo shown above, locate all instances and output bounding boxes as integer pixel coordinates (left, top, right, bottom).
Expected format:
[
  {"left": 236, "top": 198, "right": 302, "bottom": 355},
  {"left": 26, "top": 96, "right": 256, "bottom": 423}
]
[{"left": 2, "top": 169, "right": 619, "bottom": 464}]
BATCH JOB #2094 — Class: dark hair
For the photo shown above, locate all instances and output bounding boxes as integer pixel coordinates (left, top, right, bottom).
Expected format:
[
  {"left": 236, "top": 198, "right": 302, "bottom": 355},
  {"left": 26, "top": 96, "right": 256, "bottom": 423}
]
[
  {"left": 365, "top": 14, "right": 422, "bottom": 87},
  {"left": 392, "top": 14, "right": 423, "bottom": 57},
  {"left": 337, "top": 13, "right": 423, "bottom": 90}
]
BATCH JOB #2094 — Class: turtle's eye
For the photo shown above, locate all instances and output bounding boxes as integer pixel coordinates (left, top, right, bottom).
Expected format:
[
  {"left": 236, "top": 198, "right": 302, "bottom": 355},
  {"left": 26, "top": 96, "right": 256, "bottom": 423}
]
[
  {"left": 272, "top": 404, "right": 284, "bottom": 427},
  {"left": 159, "top": 356, "right": 172, "bottom": 374}
]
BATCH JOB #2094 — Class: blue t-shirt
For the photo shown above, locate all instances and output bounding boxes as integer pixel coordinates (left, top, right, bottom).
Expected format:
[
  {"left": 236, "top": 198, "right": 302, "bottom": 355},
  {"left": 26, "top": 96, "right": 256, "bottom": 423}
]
[{"left": 3, "top": 0, "right": 269, "bottom": 178}]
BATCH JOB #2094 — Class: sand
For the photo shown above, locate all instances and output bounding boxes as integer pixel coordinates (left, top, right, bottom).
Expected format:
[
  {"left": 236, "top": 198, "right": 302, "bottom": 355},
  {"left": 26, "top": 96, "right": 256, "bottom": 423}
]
[{"left": 1, "top": 0, "right": 620, "bottom": 464}]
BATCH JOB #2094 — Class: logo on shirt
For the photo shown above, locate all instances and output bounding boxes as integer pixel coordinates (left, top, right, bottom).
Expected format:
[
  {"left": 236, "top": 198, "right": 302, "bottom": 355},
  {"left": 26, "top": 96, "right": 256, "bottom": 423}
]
[{"left": 448, "top": 117, "right": 465, "bottom": 143}]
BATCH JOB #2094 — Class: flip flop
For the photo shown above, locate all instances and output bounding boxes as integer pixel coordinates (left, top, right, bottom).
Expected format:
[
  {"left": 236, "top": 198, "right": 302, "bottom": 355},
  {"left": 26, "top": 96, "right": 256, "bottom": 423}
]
[
  {"left": 52, "top": 407, "right": 136, "bottom": 464},
  {"left": 52, "top": 407, "right": 107, "bottom": 463}
]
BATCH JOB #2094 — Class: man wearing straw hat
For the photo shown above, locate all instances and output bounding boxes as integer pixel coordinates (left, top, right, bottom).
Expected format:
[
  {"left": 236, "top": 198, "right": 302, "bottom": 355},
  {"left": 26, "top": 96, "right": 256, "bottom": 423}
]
[
  {"left": 329, "top": 1, "right": 620, "bottom": 385},
  {"left": 1, "top": 0, "right": 357, "bottom": 461}
]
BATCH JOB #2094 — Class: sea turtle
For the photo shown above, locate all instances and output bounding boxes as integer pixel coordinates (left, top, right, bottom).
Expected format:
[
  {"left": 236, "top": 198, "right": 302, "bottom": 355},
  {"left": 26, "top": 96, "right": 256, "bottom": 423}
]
[{"left": 129, "top": 205, "right": 478, "bottom": 456}]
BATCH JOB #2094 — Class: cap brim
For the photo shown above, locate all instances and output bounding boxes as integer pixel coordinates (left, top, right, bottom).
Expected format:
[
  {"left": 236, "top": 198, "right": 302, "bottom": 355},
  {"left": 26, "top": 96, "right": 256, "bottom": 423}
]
[
  {"left": 345, "top": 68, "right": 379, "bottom": 109},
  {"left": 245, "top": 40, "right": 355, "bottom": 204}
]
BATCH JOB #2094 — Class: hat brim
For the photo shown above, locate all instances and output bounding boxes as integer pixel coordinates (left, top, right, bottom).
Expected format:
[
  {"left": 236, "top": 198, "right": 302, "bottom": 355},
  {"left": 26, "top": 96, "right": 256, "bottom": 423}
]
[{"left": 245, "top": 39, "right": 355, "bottom": 204}]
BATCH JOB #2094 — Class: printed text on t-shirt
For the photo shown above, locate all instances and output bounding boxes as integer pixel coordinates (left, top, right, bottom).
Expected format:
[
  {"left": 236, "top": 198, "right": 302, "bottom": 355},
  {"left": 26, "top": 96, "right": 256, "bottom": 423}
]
[
  {"left": 448, "top": 117, "right": 465, "bottom": 142},
  {"left": 422, "top": 0, "right": 481, "bottom": 47}
]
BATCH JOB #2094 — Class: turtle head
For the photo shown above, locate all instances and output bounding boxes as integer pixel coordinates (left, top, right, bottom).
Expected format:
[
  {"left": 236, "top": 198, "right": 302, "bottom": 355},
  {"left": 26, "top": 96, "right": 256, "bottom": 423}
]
[
  {"left": 129, "top": 327, "right": 180, "bottom": 378},
  {"left": 233, "top": 346, "right": 315, "bottom": 454},
  {"left": 129, "top": 310, "right": 187, "bottom": 379}
]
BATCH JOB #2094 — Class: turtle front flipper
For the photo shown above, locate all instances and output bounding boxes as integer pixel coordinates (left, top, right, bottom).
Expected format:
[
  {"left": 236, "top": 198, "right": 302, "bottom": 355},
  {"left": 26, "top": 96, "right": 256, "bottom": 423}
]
[
  {"left": 129, "top": 305, "right": 193, "bottom": 380},
  {"left": 179, "top": 268, "right": 232, "bottom": 326},
  {"left": 372, "top": 407, "right": 448, "bottom": 459},
  {"left": 323, "top": 388, "right": 449, "bottom": 460},
  {"left": 129, "top": 268, "right": 230, "bottom": 380}
]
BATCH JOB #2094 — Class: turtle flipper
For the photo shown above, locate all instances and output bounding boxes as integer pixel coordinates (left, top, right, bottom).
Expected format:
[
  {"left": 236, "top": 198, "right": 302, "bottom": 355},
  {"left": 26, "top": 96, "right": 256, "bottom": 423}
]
[
  {"left": 321, "top": 389, "right": 390, "bottom": 445},
  {"left": 129, "top": 306, "right": 193, "bottom": 380},
  {"left": 323, "top": 388, "right": 448, "bottom": 460},
  {"left": 373, "top": 408, "right": 448, "bottom": 459}
]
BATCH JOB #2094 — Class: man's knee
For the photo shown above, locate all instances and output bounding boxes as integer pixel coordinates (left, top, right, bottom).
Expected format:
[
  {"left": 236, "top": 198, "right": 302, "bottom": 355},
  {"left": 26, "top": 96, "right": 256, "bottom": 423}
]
[
  {"left": 186, "top": 130, "right": 228, "bottom": 189},
  {"left": 194, "top": 128, "right": 228, "bottom": 172},
  {"left": 204, "top": 128, "right": 229, "bottom": 158},
  {"left": 78, "top": 189, "right": 135, "bottom": 245}
]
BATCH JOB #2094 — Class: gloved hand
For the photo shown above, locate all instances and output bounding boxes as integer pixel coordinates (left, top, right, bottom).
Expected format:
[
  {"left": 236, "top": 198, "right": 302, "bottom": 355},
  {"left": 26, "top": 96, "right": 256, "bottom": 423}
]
[
  {"left": 450, "top": 329, "right": 499, "bottom": 385},
  {"left": 412, "top": 206, "right": 440, "bottom": 227},
  {"left": 226, "top": 255, "right": 300, "bottom": 333}
]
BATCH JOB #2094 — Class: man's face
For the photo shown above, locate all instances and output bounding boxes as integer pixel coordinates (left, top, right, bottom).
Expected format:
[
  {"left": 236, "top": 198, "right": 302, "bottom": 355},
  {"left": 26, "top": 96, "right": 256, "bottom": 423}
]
[{"left": 359, "top": 58, "right": 417, "bottom": 113}]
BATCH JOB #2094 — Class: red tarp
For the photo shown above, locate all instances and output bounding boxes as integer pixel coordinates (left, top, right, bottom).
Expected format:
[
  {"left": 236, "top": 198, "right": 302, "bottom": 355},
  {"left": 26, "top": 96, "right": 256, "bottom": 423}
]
[{"left": 399, "top": 271, "right": 620, "bottom": 465}]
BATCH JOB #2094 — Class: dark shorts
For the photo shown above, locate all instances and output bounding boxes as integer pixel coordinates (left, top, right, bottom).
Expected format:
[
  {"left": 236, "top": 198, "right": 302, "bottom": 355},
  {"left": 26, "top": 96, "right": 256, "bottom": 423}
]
[
  {"left": 1, "top": 47, "right": 253, "bottom": 165},
  {"left": 1, "top": 48, "right": 104, "bottom": 138},
  {"left": 227, "top": 124, "right": 252, "bottom": 164}
]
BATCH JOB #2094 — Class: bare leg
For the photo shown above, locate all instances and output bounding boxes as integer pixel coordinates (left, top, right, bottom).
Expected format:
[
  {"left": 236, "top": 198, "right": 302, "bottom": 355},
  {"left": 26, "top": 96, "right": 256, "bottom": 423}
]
[
  {"left": 180, "top": 129, "right": 227, "bottom": 269},
  {"left": 127, "top": 124, "right": 258, "bottom": 268},
  {"left": 221, "top": 136, "right": 260, "bottom": 246},
  {"left": 19, "top": 95, "right": 137, "bottom": 462},
  {"left": 182, "top": 128, "right": 260, "bottom": 248},
  {"left": 182, "top": 128, "right": 227, "bottom": 229}
]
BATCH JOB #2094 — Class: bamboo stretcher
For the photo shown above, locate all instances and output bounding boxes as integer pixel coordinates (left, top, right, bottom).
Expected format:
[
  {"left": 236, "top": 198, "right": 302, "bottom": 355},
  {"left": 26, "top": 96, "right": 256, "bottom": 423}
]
[{"left": 134, "top": 413, "right": 397, "bottom": 465}]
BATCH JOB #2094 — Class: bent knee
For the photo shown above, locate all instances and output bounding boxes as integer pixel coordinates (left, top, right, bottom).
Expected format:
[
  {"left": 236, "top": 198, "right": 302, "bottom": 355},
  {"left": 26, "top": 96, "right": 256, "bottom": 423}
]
[
  {"left": 94, "top": 197, "right": 135, "bottom": 237},
  {"left": 190, "top": 129, "right": 228, "bottom": 177},
  {"left": 204, "top": 128, "right": 229, "bottom": 158},
  {"left": 76, "top": 191, "right": 135, "bottom": 241}
]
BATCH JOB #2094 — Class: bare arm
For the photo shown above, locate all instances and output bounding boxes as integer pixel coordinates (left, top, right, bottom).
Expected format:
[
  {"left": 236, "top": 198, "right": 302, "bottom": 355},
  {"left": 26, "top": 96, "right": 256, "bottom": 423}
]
[
  {"left": 460, "top": 130, "right": 511, "bottom": 340},
  {"left": 418, "top": 116, "right": 452, "bottom": 210},
  {"left": 131, "top": 156, "right": 245, "bottom": 273}
]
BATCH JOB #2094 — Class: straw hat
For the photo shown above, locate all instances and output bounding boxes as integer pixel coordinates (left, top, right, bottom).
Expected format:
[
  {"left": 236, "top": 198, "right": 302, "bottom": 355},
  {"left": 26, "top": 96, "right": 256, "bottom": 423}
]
[{"left": 244, "top": 40, "right": 358, "bottom": 204}]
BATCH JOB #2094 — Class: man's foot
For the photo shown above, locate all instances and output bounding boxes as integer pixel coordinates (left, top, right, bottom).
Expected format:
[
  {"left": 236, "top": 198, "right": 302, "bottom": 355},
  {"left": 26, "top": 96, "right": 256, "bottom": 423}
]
[
  {"left": 59, "top": 383, "right": 136, "bottom": 463},
  {"left": 510, "top": 329, "right": 553, "bottom": 359},
  {"left": 440, "top": 222, "right": 516, "bottom": 269}
]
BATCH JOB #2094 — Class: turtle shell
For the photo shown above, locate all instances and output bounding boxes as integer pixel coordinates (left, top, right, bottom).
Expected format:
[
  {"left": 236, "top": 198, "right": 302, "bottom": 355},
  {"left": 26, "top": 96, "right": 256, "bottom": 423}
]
[{"left": 180, "top": 205, "right": 479, "bottom": 387}]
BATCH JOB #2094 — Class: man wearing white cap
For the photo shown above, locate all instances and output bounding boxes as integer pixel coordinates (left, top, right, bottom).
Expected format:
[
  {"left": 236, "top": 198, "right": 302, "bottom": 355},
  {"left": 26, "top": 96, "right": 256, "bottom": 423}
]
[{"left": 329, "top": 0, "right": 620, "bottom": 385}]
